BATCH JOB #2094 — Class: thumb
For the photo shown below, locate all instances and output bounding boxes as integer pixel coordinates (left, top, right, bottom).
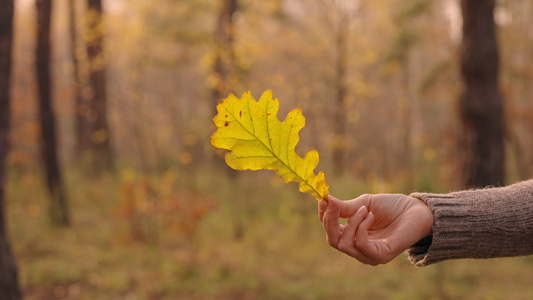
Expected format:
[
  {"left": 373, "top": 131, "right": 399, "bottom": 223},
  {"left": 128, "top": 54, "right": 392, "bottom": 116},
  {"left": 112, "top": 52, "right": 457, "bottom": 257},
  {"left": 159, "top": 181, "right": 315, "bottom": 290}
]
[
  {"left": 327, "top": 195, "right": 340, "bottom": 203},
  {"left": 337, "top": 194, "right": 371, "bottom": 219}
]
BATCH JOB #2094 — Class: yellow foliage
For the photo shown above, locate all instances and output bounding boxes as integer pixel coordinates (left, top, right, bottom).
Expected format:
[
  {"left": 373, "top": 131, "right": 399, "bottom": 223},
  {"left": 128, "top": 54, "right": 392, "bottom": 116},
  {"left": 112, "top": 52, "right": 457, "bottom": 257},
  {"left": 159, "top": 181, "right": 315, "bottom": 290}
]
[{"left": 211, "top": 90, "right": 329, "bottom": 201}]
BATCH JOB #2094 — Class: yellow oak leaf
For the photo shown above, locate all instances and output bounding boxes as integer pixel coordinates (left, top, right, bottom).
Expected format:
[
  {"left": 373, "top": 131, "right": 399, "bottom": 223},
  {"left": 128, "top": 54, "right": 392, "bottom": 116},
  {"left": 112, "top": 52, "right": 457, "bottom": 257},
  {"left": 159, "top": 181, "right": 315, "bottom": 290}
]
[{"left": 211, "top": 90, "right": 329, "bottom": 201}]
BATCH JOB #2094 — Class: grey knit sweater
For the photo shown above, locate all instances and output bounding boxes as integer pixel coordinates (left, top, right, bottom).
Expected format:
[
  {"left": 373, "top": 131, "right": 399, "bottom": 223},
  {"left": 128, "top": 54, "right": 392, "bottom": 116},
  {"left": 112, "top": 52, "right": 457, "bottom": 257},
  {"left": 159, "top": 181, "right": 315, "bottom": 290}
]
[{"left": 407, "top": 180, "right": 533, "bottom": 267}]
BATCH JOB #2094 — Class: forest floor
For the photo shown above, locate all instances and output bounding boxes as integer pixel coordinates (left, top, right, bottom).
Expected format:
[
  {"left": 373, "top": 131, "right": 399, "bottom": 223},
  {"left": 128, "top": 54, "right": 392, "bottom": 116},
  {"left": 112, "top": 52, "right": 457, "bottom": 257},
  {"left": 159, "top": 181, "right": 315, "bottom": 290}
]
[{"left": 6, "top": 165, "right": 533, "bottom": 300}]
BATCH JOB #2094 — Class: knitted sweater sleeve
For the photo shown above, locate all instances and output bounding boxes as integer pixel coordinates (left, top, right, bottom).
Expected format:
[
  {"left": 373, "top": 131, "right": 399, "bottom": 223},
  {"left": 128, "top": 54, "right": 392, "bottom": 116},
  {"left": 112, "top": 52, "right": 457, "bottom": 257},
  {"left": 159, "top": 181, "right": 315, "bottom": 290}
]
[{"left": 406, "top": 180, "right": 533, "bottom": 267}]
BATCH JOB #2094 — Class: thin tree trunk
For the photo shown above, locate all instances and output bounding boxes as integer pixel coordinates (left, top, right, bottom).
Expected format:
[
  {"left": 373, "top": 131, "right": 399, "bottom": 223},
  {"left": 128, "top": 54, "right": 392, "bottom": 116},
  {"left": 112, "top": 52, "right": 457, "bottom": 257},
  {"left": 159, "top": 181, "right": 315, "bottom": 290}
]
[
  {"left": 214, "top": 0, "right": 241, "bottom": 237},
  {"left": 401, "top": 62, "right": 413, "bottom": 190},
  {"left": 86, "top": 0, "right": 113, "bottom": 172},
  {"left": 36, "top": 0, "right": 70, "bottom": 225},
  {"left": 459, "top": 0, "right": 505, "bottom": 188},
  {"left": 69, "top": 0, "right": 91, "bottom": 159},
  {"left": 0, "top": 0, "right": 23, "bottom": 298},
  {"left": 332, "top": 17, "right": 348, "bottom": 175},
  {"left": 211, "top": 0, "right": 239, "bottom": 179},
  {"left": 212, "top": 0, "right": 237, "bottom": 106}
]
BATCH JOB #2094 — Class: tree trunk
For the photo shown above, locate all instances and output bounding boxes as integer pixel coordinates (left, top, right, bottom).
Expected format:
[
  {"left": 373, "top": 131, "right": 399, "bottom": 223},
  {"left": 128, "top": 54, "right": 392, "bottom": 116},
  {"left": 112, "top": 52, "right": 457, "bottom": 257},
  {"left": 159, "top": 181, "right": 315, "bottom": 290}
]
[
  {"left": 400, "top": 63, "right": 413, "bottom": 190},
  {"left": 0, "top": 0, "right": 23, "bottom": 298},
  {"left": 332, "top": 17, "right": 348, "bottom": 175},
  {"left": 212, "top": 0, "right": 237, "bottom": 106},
  {"left": 211, "top": 0, "right": 239, "bottom": 178},
  {"left": 69, "top": 0, "right": 91, "bottom": 159},
  {"left": 459, "top": 0, "right": 505, "bottom": 188},
  {"left": 86, "top": 0, "right": 113, "bottom": 172},
  {"left": 36, "top": 0, "right": 70, "bottom": 225}
]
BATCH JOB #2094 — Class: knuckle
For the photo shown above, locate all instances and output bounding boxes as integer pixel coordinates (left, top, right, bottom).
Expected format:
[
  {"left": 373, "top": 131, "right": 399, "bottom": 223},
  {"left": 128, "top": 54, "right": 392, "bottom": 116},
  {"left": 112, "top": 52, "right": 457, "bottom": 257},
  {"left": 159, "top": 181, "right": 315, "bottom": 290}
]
[
  {"left": 367, "top": 194, "right": 376, "bottom": 202},
  {"left": 337, "top": 242, "right": 352, "bottom": 253},
  {"left": 322, "top": 215, "right": 334, "bottom": 225},
  {"left": 358, "top": 193, "right": 376, "bottom": 205}
]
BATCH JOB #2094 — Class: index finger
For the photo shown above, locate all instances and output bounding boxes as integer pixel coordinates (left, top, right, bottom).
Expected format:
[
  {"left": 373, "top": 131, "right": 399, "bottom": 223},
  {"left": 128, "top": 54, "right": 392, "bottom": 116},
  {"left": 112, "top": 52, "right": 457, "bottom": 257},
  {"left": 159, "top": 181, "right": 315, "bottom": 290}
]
[
  {"left": 322, "top": 197, "right": 342, "bottom": 248},
  {"left": 318, "top": 199, "right": 328, "bottom": 222}
]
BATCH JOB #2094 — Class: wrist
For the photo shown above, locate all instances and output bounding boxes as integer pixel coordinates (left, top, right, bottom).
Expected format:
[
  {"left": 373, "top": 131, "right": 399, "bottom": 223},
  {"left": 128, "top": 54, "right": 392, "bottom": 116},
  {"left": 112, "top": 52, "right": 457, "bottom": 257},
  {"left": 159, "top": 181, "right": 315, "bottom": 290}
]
[
  {"left": 408, "top": 195, "right": 434, "bottom": 237},
  {"left": 421, "top": 202, "right": 434, "bottom": 236}
]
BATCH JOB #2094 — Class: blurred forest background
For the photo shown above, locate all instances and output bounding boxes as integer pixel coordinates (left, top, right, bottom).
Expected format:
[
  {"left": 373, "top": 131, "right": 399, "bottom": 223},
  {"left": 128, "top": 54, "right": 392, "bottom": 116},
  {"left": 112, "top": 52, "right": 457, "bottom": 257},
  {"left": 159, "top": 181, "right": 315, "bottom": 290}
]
[{"left": 1, "top": 0, "right": 533, "bottom": 299}]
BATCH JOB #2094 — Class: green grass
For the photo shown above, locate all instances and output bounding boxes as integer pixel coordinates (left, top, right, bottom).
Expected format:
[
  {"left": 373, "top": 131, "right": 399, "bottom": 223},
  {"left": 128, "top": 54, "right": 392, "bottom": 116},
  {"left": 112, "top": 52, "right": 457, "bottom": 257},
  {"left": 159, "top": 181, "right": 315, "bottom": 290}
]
[{"left": 5, "top": 165, "right": 533, "bottom": 299}]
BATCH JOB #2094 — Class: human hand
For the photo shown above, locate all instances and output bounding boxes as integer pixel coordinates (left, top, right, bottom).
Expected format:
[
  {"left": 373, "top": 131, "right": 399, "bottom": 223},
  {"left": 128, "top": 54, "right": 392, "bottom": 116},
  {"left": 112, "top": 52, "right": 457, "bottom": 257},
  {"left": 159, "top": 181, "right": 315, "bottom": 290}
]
[{"left": 318, "top": 194, "right": 433, "bottom": 265}]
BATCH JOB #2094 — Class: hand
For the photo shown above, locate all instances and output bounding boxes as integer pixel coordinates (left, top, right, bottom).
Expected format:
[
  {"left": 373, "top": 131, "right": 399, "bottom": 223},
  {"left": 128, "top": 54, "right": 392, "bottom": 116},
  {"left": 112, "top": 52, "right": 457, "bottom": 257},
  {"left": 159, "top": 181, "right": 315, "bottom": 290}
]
[{"left": 318, "top": 194, "right": 433, "bottom": 265}]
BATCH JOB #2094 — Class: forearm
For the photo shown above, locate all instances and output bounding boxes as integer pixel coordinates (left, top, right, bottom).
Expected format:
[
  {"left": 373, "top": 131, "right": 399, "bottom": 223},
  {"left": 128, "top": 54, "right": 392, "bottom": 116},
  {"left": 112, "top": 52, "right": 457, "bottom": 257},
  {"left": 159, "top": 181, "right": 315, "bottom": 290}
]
[{"left": 407, "top": 180, "right": 533, "bottom": 266}]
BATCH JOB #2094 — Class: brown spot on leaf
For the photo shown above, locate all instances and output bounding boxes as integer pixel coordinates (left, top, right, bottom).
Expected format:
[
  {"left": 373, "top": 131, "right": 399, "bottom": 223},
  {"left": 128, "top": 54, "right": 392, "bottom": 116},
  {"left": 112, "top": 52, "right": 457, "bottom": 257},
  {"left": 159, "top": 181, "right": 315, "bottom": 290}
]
[
  {"left": 224, "top": 121, "right": 229, "bottom": 127},
  {"left": 239, "top": 111, "right": 242, "bottom": 117}
]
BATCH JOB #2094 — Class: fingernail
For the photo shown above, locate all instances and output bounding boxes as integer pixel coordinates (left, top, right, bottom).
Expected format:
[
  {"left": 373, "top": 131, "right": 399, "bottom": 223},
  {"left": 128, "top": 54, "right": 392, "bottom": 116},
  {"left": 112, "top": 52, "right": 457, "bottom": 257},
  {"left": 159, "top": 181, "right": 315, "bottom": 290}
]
[
  {"left": 319, "top": 200, "right": 327, "bottom": 210},
  {"left": 357, "top": 206, "right": 367, "bottom": 214}
]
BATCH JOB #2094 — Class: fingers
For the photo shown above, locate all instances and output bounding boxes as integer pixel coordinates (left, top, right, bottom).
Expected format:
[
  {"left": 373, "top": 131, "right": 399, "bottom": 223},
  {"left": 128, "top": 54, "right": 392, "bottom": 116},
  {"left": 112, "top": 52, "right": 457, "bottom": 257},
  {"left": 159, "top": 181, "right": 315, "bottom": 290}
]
[
  {"left": 354, "top": 212, "right": 395, "bottom": 265},
  {"left": 337, "top": 206, "right": 367, "bottom": 250},
  {"left": 337, "top": 207, "right": 377, "bottom": 265},
  {"left": 319, "top": 195, "right": 393, "bottom": 265},
  {"left": 322, "top": 197, "right": 342, "bottom": 247},
  {"left": 319, "top": 193, "right": 417, "bottom": 265},
  {"left": 355, "top": 211, "right": 374, "bottom": 250},
  {"left": 318, "top": 199, "right": 327, "bottom": 222}
]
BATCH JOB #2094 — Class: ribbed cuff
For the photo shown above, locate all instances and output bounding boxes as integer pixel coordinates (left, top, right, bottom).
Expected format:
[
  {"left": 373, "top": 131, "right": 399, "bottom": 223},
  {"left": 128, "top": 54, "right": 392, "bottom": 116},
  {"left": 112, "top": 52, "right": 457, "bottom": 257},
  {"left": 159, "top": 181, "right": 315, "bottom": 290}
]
[
  {"left": 407, "top": 192, "right": 473, "bottom": 266},
  {"left": 407, "top": 180, "right": 533, "bottom": 266}
]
